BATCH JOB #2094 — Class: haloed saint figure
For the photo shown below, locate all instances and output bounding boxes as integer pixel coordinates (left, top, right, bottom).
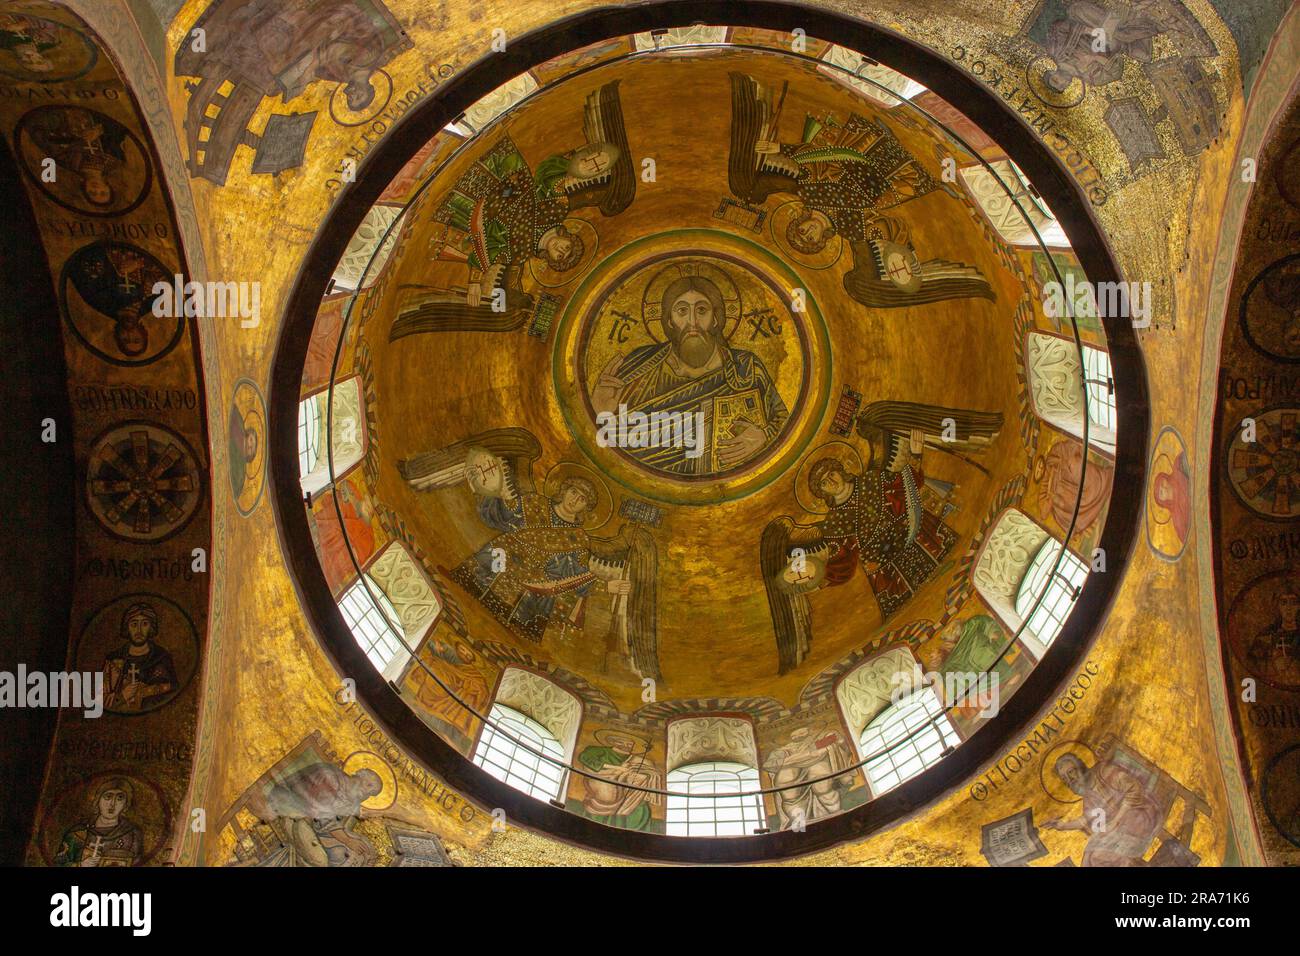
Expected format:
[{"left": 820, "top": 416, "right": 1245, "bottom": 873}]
[
  {"left": 591, "top": 273, "right": 788, "bottom": 476},
  {"left": 54, "top": 778, "right": 144, "bottom": 867},
  {"left": 102, "top": 603, "right": 178, "bottom": 713}
]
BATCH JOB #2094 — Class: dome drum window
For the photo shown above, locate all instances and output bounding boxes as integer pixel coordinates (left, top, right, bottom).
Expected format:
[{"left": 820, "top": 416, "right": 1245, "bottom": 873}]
[
  {"left": 973, "top": 508, "right": 1090, "bottom": 660},
  {"left": 298, "top": 376, "right": 367, "bottom": 498},
  {"left": 472, "top": 669, "right": 582, "bottom": 803}
]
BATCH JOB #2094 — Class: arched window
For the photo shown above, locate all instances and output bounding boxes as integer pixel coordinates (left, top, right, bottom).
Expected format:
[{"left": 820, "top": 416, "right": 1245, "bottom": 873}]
[
  {"left": 817, "top": 43, "right": 927, "bottom": 106},
  {"left": 297, "top": 395, "right": 321, "bottom": 478},
  {"left": 973, "top": 508, "right": 1089, "bottom": 659},
  {"left": 664, "top": 716, "right": 766, "bottom": 836},
  {"left": 1082, "top": 345, "right": 1116, "bottom": 434},
  {"left": 471, "top": 668, "right": 581, "bottom": 803},
  {"left": 338, "top": 574, "right": 406, "bottom": 676},
  {"left": 473, "top": 703, "right": 568, "bottom": 801},
  {"left": 330, "top": 203, "right": 402, "bottom": 294},
  {"left": 665, "top": 761, "right": 766, "bottom": 837},
  {"left": 334, "top": 542, "right": 441, "bottom": 680},
  {"left": 858, "top": 687, "right": 960, "bottom": 795},
  {"left": 960, "top": 159, "right": 1070, "bottom": 248},
  {"left": 1014, "top": 538, "right": 1089, "bottom": 651},
  {"left": 1026, "top": 332, "right": 1116, "bottom": 451},
  {"left": 299, "top": 376, "right": 367, "bottom": 497}
]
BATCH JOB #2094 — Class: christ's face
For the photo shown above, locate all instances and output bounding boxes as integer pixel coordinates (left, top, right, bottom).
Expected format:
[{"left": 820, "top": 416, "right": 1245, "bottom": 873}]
[
  {"left": 98, "top": 789, "right": 127, "bottom": 823},
  {"left": 670, "top": 290, "right": 715, "bottom": 334},
  {"left": 668, "top": 290, "right": 720, "bottom": 369}
]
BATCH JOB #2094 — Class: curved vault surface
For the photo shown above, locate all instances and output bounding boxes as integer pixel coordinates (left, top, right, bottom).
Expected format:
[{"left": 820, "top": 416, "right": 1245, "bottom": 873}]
[{"left": 279, "top": 24, "right": 1136, "bottom": 860}]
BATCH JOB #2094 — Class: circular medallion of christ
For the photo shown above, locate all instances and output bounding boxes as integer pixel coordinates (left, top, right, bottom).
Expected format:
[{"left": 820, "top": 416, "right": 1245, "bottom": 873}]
[{"left": 571, "top": 243, "right": 817, "bottom": 489}]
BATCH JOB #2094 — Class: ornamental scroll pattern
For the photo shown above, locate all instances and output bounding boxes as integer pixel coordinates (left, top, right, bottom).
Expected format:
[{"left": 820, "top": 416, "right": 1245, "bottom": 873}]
[
  {"left": 495, "top": 668, "right": 582, "bottom": 752},
  {"left": 328, "top": 376, "right": 366, "bottom": 469},
  {"left": 462, "top": 73, "right": 538, "bottom": 131},
  {"left": 974, "top": 509, "right": 1049, "bottom": 601},
  {"left": 632, "top": 25, "right": 726, "bottom": 52},
  {"left": 1026, "top": 332, "right": 1085, "bottom": 425},
  {"left": 817, "top": 44, "right": 917, "bottom": 108},
  {"left": 666, "top": 717, "right": 758, "bottom": 771},
  {"left": 331, "top": 203, "right": 403, "bottom": 293},
  {"left": 960, "top": 160, "right": 1058, "bottom": 246},
  {"left": 367, "top": 542, "right": 441, "bottom": 640},
  {"left": 835, "top": 647, "right": 923, "bottom": 739}
]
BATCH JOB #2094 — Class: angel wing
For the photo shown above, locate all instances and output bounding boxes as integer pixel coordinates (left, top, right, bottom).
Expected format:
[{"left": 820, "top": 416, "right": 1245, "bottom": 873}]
[
  {"left": 397, "top": 427, "right": 541, "bottom": 493},
  {"left": 728, "top": 72, "right": 799, "bottom": 205},
  {"left": 623, "top": 525, "right": 660, "bottom": 681},
  {"left": 388, "top": 270, "right": 535, "bottom": 341},
  {"left": 856, "top": 400, "right": 1003, "bottom": 451},
  {"left": 843, "top": 240, "right": 995, "bottom": 308},
  {"left": 761, "top": 516, "right": 828, "bottom": 675},
  {"left": 589, "top": 524, "right": 661, "bottom": 681},
  {"left": 569, "top": 80, "right": 635, "bottom": 217}
]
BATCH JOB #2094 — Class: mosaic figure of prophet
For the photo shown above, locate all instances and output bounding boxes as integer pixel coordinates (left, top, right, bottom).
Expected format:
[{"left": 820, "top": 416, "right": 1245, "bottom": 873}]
[{"left": 578, "top": 732, "right": 663, "bottom": 830}]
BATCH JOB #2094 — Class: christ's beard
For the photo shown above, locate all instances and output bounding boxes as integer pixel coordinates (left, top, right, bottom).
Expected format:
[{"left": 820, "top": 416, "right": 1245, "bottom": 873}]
[{"left": 673, "top": 330, "right": 719, "bottom": 369}]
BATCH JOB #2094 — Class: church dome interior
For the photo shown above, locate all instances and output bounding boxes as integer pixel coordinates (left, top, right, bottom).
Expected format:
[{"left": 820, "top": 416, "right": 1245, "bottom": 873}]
[
  {"left": 2, "top": 0, "right": 1299, "bottom": 891},
  {"left": 287, "top": 29, "right": 1132, "bottom": 858}
]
